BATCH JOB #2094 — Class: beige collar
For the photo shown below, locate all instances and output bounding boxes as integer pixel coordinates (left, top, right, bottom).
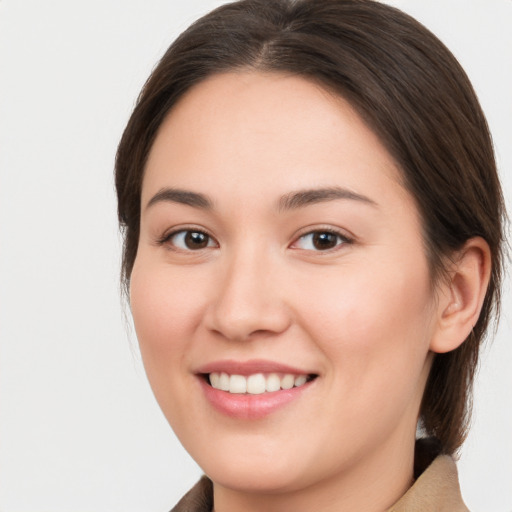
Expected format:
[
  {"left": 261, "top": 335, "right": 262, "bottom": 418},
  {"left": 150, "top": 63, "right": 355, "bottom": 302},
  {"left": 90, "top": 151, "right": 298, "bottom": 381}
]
[{"left": 387, "top": 454, "right": 469, "bottom": 512}]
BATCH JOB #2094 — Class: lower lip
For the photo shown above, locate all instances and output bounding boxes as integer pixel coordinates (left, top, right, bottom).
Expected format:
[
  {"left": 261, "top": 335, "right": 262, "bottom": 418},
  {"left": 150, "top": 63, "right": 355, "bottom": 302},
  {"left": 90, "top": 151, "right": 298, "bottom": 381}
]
[{"left": 198, "top": 377, "right": 314, "bottom": 420}]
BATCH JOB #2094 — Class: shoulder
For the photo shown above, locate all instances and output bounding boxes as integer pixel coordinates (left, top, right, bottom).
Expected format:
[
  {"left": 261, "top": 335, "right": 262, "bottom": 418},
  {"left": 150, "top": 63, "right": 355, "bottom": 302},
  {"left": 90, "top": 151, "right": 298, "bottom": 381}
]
[{"left": 170, "top": 475, "right": 213, "bottom": 512}]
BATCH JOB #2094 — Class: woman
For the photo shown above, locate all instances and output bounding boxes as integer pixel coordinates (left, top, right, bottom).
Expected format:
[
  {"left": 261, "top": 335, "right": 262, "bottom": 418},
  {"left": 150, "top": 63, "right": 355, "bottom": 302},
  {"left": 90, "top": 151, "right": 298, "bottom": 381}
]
[{"left": 115, "top": 0, "right": 506, "bottom": 510}]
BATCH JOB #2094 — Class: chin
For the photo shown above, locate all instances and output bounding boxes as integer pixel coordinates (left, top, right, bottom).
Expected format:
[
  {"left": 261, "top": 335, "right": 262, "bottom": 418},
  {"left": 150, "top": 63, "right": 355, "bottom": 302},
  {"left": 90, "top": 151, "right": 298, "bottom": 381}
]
[
  {"left": 186, "top": 439, "right": 312, "bottom": 493},
  {"left": 206, "top": 461, "right": 307, "bottom": 494}
]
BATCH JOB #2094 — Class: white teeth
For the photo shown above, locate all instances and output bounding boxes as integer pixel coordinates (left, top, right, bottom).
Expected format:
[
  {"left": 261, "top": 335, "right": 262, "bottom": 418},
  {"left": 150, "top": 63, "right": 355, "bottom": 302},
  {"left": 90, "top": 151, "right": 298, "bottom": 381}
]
[
  {"left": 209, "top": 372, "right": 220, "bottom": 388},
  {"left": 265, "top": 373, "right": 281, "bottom": 392},
  {"left": 219, "top": 372, "right": 230, "bottom": 391},
  {"left": 247, "top": 373, "right": 266, "bottom": 394},
  {"left": 294, "top": 375, "right": 307, "bottom": 387},
  {"left": 281, "top": 374, "right": 295, "bottom": 390},
  {"left": 209, "top": 372, "right": 311, "bottom": 394},
  {"left": 229, "top": 374, "right": 247, "bottom": 393}
]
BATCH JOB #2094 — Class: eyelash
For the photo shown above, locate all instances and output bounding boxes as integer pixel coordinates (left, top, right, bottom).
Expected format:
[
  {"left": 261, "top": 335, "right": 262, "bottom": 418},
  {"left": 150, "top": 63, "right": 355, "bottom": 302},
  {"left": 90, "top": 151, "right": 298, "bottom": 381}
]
[
  {"left": 157, "top": 227, "right": 353, "bottom": 253},
  {"left": 157, "top": 227, "right": 218, "bottom": 251},
  {"left": 291, "top": 228, "right": 353, "bottom": 252}
]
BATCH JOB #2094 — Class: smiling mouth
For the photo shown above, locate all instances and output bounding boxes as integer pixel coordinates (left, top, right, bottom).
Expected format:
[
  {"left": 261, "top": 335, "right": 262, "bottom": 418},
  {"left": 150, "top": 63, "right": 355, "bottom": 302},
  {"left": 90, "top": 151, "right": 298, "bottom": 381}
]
[{"left": 204, "top": 372, "right": 317, "bottom": 395}]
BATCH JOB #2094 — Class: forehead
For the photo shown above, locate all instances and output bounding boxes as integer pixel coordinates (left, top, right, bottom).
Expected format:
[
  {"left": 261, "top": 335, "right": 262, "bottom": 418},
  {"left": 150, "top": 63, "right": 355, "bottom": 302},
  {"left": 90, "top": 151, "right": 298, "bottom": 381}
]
[{"left": 142, "top": 71, "right": 406, "bottom": 207}]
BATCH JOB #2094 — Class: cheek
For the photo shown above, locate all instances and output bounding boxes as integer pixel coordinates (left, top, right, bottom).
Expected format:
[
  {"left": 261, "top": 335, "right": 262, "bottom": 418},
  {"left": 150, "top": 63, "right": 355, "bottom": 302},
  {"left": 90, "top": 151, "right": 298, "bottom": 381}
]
[
  {"left": 297, "top": 256, "right": 434, "bottom": 398},
  {"left": 129, "top": 257, "right": 205, "bottom": 375},
  {"left": 293, "top": 263, "right": 435, "bottom": 456},
  {"left": 129, "top": 257, "right": 216, "bottom": 434},
  {"left": 302, "top": 255, "right": 432, "bottom": 334}
]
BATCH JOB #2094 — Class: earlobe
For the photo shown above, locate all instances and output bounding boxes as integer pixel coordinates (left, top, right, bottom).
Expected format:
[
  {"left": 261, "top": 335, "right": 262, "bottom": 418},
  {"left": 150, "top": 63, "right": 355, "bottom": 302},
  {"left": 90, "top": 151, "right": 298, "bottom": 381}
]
[{"left": 430, "top": 237, "right": 491, "bottom": 354}]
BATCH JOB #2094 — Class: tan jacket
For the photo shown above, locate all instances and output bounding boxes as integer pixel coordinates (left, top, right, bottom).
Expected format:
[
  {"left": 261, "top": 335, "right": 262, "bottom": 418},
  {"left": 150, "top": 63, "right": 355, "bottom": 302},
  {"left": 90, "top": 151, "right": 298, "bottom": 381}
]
[{"left": 171, "top": 455, "right": 469, "bottom": 512}]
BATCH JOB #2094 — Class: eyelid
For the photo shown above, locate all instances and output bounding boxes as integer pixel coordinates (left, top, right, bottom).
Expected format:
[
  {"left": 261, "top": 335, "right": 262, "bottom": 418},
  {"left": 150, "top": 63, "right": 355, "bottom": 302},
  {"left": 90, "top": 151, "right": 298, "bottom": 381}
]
[
  {"left": 155, "top": 224, "right": 353, "bottom": 252},
  {"left": 157, "top": 225, "right": 219, "bottom": 250},
  {"left": 289, "top": 226, "right": 354, "bottom": 251}
]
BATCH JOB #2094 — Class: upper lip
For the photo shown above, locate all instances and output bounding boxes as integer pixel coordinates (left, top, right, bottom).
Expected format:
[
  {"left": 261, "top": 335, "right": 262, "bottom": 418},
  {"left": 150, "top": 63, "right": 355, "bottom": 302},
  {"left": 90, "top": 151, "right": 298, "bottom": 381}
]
[{"left": 195, "top": 359, "right": 316, "bottom": 376}]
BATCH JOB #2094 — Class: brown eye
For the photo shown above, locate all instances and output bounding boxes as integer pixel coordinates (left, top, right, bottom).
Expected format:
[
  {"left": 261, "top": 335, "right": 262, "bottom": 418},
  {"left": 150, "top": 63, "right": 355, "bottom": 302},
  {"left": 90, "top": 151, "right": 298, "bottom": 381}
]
[
  {"left": 166, "top": 230, "right": 216, "bottom": 250},
  {"left": 184, "top": 231, "right": 209, "bottom": 249},
  {"left": 312, "top": 232, "right": 338, "bottom": 250},
  {"left": 293, "top": 230, "right": 349, "bottom": 251}
]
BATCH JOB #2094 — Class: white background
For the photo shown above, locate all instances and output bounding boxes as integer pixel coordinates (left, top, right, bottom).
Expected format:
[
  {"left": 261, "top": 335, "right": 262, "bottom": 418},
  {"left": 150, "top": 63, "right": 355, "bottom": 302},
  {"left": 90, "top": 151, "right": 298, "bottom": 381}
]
[{"left": 0, "top": 1, "right": 510, "bottom": 511}]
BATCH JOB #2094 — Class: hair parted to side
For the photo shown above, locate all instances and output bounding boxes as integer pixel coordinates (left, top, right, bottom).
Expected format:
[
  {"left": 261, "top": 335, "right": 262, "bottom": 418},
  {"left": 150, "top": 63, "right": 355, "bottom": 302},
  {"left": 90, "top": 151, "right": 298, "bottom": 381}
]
[{"left": 115, "top": 0, "right": 506, "bottom": 455}]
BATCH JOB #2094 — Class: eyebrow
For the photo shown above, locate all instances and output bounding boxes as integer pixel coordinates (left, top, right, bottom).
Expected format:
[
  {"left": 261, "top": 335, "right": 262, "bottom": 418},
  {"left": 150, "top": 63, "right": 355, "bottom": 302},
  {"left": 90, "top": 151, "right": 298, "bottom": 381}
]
[
  {"left": 145, "top": 185, "right": 377, "bottom": 212},
  {"left": 277, "top": 186, "right": 378, "bottom": 211},
  {"left": 146, "top": 188, "right": 213, "bottom": 210}
]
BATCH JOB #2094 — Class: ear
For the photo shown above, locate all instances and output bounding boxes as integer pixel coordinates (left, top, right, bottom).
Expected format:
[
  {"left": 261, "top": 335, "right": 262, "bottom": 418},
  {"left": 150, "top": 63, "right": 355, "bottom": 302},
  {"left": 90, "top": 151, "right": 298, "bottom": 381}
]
[{"left": 430, "top": 237, "right": 492, "bottom": 354}]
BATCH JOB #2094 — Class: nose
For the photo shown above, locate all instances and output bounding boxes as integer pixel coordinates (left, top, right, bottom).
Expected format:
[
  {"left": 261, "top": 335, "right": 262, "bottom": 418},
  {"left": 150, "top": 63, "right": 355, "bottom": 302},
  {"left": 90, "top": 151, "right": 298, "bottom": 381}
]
[{"left": 203, "top": 249, "right": 292, "bottom": 342}]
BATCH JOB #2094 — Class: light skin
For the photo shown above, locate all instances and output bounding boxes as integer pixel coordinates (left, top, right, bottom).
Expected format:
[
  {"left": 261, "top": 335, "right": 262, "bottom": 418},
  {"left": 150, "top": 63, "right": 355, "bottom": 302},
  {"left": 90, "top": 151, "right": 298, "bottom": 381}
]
[{"left": 130, "top": 72, "right": 491, "bottom": 512}]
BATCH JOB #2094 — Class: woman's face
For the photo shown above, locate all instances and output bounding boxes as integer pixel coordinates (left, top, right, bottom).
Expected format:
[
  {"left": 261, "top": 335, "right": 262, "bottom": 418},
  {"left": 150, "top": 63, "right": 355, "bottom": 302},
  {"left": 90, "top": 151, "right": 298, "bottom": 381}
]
[{"left": 131, "top": 72, "right": 439, "bottom": 494}]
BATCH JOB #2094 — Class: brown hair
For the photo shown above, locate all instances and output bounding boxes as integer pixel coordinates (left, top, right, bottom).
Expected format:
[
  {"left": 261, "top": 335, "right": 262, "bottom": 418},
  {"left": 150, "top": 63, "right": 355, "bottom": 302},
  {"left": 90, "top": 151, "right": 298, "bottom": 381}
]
[{"left": 115, "top": 0, "right": 506, "bottom": 455}]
